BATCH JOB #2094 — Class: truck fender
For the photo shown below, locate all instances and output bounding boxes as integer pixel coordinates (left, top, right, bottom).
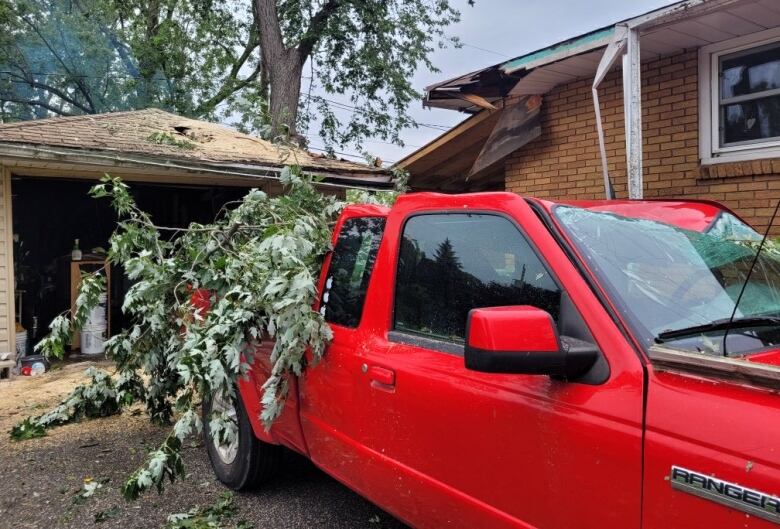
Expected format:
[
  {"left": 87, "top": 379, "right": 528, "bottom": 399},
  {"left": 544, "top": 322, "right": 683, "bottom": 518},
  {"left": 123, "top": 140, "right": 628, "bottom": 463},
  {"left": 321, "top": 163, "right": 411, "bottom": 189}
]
[{"left": 237, "top": 372, "right": 278, "bottom": 445}]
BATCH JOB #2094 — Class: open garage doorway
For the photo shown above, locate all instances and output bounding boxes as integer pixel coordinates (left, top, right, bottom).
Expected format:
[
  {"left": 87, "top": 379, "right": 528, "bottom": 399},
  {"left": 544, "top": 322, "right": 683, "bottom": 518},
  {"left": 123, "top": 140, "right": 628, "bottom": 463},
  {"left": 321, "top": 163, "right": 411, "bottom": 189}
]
[{"left": 11, "top": 176, "right": 247, "bottom": 356}]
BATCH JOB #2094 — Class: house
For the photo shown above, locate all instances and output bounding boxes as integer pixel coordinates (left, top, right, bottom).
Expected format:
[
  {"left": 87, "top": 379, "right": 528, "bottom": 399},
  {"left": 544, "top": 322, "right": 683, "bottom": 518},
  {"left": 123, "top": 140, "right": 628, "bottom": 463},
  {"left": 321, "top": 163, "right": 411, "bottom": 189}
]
[
  {"left": 0, "top": 108, "right": 390, "bottom": 357},
  {"left": 398, "top": 0, "right": 780, "bottom": 232}
]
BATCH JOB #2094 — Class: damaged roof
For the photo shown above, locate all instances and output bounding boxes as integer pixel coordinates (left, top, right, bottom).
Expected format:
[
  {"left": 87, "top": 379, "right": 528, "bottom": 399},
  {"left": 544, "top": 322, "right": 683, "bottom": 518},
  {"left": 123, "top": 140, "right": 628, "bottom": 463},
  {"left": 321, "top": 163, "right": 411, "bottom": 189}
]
[
  {"left": 0, "top": 108, "right": 387, "bottom": 179},
  {"left": 423, "top": 0, "right": 747, "bottom": 113},
  {"left": 423, "top": 25, "right": 615, "bottom": 113}
]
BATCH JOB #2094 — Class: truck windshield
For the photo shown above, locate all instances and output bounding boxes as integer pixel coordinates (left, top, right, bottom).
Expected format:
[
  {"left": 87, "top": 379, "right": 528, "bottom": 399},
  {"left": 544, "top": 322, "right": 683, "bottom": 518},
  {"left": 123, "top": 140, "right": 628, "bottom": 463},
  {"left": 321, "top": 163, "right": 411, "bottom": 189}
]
[{"left": 555, "top": 205, "right": 780, "bottom": 356}]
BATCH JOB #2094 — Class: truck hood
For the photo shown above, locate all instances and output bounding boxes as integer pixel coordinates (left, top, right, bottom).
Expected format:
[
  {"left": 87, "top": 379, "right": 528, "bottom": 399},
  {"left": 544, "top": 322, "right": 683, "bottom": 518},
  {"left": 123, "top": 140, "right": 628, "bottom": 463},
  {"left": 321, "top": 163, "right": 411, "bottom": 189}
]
[{"left": 747, "top": 349, "right": 780, "bottom": 367}]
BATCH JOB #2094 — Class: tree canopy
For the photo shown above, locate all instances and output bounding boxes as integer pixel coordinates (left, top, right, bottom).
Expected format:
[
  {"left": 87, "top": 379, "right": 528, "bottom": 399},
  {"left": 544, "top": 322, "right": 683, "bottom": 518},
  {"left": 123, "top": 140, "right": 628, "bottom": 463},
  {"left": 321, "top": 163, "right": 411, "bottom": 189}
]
[
  {"left": 0, "top": 0, "right": 467, "bottom": 150},
  {"left": 0, "top": 0, "right": 262, "bottom": 123}
]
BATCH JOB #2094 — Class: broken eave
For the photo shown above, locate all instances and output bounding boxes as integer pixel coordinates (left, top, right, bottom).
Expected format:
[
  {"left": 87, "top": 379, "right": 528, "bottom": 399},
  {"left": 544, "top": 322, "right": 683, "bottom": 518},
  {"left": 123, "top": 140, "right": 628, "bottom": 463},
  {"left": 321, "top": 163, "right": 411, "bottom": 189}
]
[
  {"left": 424, "top": 64, "right": 526, "bottom": 113},
  {"left": 0, "top": 143, "right": 394, "bottom": 191}
]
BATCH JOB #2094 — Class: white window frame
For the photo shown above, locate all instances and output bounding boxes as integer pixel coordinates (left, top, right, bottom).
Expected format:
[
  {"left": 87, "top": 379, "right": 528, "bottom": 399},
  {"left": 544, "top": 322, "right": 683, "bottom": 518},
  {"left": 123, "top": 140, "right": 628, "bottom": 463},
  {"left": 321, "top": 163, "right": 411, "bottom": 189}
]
[{"left": 699, "top": 27, "right": 780, "bottom": 165}]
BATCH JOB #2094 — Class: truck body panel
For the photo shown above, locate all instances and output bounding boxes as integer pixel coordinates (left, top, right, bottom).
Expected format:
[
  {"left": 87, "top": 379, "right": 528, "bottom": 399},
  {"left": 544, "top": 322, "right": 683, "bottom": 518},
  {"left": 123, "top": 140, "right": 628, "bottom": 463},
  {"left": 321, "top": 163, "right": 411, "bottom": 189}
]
[{"left": 235, "top": 192, "right": 780, "bottom": 529}]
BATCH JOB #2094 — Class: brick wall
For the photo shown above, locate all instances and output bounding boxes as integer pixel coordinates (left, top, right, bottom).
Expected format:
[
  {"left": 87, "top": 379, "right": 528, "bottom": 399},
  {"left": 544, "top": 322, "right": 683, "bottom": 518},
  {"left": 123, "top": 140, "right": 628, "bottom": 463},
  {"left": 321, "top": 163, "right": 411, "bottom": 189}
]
[{"left": 504, "top": 49, "right": 780, "bottom": 234}]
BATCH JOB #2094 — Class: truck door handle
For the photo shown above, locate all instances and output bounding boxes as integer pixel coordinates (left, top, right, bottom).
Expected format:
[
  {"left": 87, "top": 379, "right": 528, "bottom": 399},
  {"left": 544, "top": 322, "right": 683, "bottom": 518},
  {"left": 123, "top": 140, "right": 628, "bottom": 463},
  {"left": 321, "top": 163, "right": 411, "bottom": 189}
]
[{"left": 367, "top": 365, "right": 395, "bottom": 387}]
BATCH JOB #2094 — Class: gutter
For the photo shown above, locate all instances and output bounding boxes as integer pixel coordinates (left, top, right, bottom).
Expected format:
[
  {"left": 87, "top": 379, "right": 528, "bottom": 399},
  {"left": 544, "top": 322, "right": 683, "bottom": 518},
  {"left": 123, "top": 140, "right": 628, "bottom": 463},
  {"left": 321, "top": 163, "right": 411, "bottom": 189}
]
[
  {"left": 0, "top": 143, "right": 393, "bottom": 191},
  {"left": 501, "top": 26, "right": 616, "bottom": 74}
]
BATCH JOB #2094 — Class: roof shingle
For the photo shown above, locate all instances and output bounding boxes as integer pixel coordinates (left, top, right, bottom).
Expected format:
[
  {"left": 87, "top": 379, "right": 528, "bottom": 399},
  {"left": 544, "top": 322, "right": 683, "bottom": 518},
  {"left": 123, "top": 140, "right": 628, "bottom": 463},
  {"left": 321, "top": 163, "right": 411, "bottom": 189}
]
[{"left": 0, "top": 109, "right": 381, "bottom": 175}]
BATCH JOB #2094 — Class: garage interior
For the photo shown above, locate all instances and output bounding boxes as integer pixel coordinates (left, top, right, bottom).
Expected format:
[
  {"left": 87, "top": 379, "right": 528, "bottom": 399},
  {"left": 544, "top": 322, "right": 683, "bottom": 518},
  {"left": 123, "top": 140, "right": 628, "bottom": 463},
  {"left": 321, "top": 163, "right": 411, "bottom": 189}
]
[{"left": 11, "top": 176, "right": 247, "bottom": 356}]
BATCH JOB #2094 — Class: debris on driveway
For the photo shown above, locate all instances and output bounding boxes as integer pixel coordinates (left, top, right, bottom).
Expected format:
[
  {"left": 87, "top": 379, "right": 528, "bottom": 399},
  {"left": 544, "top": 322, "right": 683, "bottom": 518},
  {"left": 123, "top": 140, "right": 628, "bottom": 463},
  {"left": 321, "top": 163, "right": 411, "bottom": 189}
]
[{"left": 0, "top": 361, "right": 405, "bottom": 528}]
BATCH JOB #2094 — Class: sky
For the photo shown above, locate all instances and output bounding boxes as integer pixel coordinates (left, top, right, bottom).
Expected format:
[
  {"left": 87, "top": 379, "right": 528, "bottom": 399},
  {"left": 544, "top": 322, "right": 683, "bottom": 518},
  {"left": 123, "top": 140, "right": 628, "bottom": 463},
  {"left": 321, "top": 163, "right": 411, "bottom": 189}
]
[{"left": 307, "top": 0, "right": 678, "bottom": 166}]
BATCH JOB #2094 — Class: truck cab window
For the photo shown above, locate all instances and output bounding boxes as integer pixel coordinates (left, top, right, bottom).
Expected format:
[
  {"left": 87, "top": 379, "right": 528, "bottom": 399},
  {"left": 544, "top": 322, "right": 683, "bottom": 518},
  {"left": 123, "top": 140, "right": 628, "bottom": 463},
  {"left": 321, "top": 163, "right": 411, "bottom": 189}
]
[
  {"left": 394, "top": 214, "right": 561, "bottom": 342},
  {"left": 321, "top": 217, "right": 385, "bottom": 328}
]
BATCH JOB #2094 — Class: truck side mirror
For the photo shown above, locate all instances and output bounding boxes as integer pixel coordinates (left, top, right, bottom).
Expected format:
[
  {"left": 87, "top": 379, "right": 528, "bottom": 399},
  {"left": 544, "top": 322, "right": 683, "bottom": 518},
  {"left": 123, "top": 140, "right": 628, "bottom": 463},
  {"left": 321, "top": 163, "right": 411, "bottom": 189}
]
[{"left": 464, "top": 306, "right": 598, "bottom": 379}]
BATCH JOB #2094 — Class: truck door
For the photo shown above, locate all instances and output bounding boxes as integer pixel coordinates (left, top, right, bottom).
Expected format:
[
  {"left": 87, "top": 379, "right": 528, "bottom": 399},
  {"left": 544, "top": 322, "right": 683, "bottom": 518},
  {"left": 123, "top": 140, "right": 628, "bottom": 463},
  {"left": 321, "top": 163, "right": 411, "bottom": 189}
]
[
  {"left": 298, "top": 212, "right": 389, "bottom": 495},
  {"left": 355, "top": 208, "right": 646, "bottom": 529}
]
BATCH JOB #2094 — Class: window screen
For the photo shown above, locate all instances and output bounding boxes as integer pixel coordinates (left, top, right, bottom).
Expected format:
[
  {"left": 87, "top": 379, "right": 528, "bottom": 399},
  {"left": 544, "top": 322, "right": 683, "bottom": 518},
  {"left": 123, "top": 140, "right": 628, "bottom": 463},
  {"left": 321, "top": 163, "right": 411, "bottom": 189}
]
[
  {"left": 394, "top": 214, "right": 561, "bottom": 342},
  {"left": 321, "top": 217, "right": 385, "bottom": 328},
  {"left": 719, "top": 42, "right": 780, "bottom": 146}
]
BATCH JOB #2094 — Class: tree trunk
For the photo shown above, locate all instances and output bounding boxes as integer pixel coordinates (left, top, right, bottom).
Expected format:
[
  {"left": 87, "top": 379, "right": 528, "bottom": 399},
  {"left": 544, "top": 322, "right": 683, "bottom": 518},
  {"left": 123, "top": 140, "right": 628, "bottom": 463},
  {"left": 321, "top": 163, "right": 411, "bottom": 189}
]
[
  {"left": 254, "top": 0, "right": 304, "bottom": 141},
  {"left": 267, "top": 50, "right": 303, "bottom": 141}
]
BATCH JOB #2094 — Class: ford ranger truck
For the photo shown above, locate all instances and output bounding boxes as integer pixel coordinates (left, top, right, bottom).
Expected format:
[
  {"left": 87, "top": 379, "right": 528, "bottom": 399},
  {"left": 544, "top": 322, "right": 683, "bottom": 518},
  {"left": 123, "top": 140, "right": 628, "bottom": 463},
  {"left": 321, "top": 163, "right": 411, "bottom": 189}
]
[{"left": 202, "top": 192, "right": 780, "bottom": 529}]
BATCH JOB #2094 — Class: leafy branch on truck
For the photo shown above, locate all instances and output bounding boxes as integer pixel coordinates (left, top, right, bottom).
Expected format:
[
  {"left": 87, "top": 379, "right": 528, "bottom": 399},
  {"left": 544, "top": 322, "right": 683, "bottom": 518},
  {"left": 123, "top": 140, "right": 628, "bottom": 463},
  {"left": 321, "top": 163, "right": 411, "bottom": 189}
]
[{"left": 10, "top": 164, "right": 404, "bottom": 499}]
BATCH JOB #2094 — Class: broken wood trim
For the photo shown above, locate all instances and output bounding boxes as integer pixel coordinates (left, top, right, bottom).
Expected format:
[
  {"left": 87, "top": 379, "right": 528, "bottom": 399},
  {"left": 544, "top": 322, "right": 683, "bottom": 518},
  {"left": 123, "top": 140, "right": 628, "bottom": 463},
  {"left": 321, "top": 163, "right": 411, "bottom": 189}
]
[
  {"left": 2, "top": 166, "right": 13, "bottom": 352},
  {"left": 467, "top": 95, "right": 542, "bottom": 180},
  {"left": 649, "top": 344, "right": 780, "bottom": 390},
  {"left": 452, "top": 93, "right": 497, "bottom": 111},
  {"left": 396, "top": 108, "right": 500, "bottom": 170}
]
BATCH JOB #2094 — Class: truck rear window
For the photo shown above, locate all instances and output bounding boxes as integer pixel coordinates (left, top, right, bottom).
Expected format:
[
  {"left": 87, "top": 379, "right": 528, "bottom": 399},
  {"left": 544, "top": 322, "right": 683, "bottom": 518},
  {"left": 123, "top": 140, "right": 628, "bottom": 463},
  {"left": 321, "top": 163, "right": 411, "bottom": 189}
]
[{"left": 321, "top": 216, "right": 385, "bottom": 328}]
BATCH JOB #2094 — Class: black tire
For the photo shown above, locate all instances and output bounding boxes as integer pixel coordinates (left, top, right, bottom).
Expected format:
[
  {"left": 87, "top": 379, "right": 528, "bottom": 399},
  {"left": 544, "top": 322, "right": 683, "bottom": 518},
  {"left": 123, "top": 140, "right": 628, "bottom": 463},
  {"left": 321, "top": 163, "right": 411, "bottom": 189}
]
[{"left": 202, "top": 391, "right": 282, "bottom": 490}]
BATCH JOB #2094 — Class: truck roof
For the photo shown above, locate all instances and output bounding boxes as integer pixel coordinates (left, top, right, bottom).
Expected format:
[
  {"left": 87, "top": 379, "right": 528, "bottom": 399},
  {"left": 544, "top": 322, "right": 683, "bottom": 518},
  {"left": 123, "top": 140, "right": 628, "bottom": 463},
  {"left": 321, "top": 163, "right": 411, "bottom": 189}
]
[
  {"left": 530, "top": 198, "right": 728, "bottom": 232},
  {"left": 350, "top": 193, "right": 734, "bottom": 233}
]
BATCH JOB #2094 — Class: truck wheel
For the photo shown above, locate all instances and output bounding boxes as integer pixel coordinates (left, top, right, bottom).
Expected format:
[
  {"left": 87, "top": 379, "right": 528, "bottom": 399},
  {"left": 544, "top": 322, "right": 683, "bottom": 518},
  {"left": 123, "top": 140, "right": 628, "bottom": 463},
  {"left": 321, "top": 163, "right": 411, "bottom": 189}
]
[{"left": 203, "top": 391, "right": 281, "bottom": 490}]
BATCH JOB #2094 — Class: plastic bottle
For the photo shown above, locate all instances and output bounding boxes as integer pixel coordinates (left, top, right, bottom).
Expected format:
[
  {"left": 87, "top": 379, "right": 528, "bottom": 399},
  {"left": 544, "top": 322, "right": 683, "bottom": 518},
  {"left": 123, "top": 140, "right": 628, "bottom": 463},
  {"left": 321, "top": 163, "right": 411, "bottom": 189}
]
[{"left": 72, "top": 239, "right": 82, "bottom": 261}]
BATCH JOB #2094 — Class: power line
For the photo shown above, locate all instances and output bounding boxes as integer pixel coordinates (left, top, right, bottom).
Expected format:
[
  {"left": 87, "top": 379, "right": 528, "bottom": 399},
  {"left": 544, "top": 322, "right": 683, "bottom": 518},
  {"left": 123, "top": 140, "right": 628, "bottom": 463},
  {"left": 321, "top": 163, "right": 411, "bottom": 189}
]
[
  {"left": 302, "top": 93, "right": 451, "bottom": 131},
  {"left": 308, "top": 145, "right": 397, "bottom": 166},
  {"left": 0, "top": 69, "right": 293, "bottom": 81},
  {"left": 303, "top": 132, "right": 420, "bottom": 149},
  {"left": 0, "top": 70, "right": 454, "bottom": 130},
  {"left": 460, "top": 42, "right": 510, "bottom": 58}
]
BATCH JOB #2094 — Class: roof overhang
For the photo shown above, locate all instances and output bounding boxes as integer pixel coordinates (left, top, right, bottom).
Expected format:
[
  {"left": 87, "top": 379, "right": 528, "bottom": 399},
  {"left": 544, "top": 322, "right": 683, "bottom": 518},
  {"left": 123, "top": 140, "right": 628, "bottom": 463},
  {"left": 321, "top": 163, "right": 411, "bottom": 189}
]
[
  {"left": 423, "top": 0, "right": 772, "bottom": 112},
  {"left": 397, "top": 97, "right": 545, "bottom": 192},
  {"left": 0, "top": 143, "right": 393, "bottom": 191}
]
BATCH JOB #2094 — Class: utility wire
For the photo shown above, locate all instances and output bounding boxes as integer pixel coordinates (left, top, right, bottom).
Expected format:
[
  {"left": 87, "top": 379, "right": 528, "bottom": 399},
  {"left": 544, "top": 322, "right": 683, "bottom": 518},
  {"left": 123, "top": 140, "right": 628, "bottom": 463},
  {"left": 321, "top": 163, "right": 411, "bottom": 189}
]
[
  {"left": 460, "top": 42, "right": 510, "bottom": 58},
  {"left": 304, "top": 132, "right": 420, "bottom": 149},
  {"left": 302, "top": 93, "right": 451, "bottom": 131},
  {"left": 1, "top": 69, "right": 453, "bottom": 131},
  {"left": 308, "top": 145, "right": 398, "bottom": 165}
]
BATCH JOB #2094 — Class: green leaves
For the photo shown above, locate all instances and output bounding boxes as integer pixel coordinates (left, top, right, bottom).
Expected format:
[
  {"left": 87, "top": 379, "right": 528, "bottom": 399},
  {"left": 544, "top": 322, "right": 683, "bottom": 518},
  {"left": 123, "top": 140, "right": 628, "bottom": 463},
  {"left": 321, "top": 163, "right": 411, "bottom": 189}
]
[
  {"left": 10, "top": 368, "right": 129, "bottom": 440},
  {"left": 13, "top": 165, "right": 405, "bottom": 502},
  {"left": 0, "top": 0, "right": 260, "bottom": 124},
  {"left": 166, "top": 492, "right": 249, "bottom": 529},
  {"left": 122, "top": 435, "right": 185, "bottom": 500},
  {"left": 19, "top": 167, "right": 342, "bottom": 499},
  {"left": 9, "top": 417, "right": 46, "bottom": 441}
]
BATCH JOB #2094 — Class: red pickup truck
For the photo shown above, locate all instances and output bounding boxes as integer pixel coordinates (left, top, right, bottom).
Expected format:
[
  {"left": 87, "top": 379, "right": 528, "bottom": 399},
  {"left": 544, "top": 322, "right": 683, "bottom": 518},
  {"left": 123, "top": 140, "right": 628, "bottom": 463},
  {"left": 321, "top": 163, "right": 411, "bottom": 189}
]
[{"left": 203, "top": 191, "right": 780, "bottom": 529}]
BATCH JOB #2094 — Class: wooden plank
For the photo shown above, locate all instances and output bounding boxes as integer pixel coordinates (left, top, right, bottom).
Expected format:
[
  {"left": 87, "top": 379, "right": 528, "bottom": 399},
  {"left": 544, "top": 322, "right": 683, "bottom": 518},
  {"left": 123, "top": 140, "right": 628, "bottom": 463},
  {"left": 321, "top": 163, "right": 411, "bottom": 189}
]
[
  {"left": 2, "top": 167, "right": 12, "bottom": 353},
  {"left": 649, "top": 344, "right": 780, "bottom": 390},
  {"left": 414, "top": 140, "right": 488, "bottom": 189},
  {"left": 452, "top": 93, "right": 497, "bottom": 111},
  {"left": 468, "top": 95, "right": 542, "bottom": 180}
]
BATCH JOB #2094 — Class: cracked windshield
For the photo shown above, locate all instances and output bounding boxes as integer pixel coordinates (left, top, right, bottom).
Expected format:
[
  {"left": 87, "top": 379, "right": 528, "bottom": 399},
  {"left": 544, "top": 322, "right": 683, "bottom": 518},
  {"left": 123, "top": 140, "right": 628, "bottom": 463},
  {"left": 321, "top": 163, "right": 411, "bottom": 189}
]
[{"left": 556, "top": 206, "right": 780, "bottom": 356}]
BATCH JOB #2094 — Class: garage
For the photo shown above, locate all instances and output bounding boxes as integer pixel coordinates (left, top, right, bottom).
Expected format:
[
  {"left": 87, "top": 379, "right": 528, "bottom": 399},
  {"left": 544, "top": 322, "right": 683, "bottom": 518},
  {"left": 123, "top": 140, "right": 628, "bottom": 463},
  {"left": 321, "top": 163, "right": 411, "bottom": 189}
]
[
  {"left": 12, "top": 177, "right": 247, "bottom": 356},
  {"left": 0, "top": 108, "right": 389, "bottom": 370}
]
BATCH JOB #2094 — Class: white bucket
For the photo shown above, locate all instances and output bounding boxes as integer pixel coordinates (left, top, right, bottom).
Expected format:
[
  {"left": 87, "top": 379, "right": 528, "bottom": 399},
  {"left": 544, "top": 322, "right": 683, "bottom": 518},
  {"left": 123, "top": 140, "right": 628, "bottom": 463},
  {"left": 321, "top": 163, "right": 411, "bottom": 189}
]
[
  {"left": 87, "top": 305, "right": 106, "bottom": 326},
  {"left": 81, "top": 324, "right": 106, "bottom": 355},
  {"left": 15, "top": 331, "right": 27, "bottom": 356}
]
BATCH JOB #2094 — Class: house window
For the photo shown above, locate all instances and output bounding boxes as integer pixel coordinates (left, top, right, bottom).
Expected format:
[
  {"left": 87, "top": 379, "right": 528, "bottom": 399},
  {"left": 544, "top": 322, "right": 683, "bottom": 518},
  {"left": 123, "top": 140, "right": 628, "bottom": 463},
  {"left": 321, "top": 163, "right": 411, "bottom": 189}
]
[{"left": 700, "top": 28, "right": 780, "bottom": 164}]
